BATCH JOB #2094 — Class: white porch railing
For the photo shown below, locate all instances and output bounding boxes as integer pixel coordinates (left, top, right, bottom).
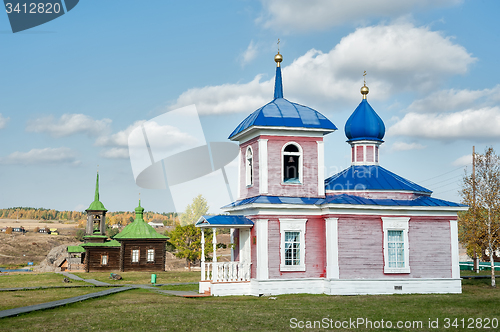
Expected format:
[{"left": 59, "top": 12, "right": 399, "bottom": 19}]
[{"left": 202, "top": 262, "right": 251, "bottom": 282}]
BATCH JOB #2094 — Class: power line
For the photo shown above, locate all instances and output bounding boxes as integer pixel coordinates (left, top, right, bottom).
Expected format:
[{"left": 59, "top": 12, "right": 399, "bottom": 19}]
[
  {"left": 432, "top": 179, "right": 461, "bottom": 191},
  {"left": 434, "top": 187, "right": 462, "bottom": 195},
  {"left": 426, "top": 173, "right": 463, "bottom": 187},
  {"left": 417, "top": 166, "right": 464, "bottom": 184}
]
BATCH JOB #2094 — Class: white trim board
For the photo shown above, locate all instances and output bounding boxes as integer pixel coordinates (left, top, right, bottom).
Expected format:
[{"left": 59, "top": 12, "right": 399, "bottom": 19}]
[{"left": 203, "top": 278, "right": 462, "bottom": 296}]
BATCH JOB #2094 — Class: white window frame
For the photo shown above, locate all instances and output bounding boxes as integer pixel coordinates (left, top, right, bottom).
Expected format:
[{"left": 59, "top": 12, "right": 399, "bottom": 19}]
[
  {"left": 101, "top": 254, "right": 108, "bottom": 266},
  {"left": 382, "top": 217, "right": 410, "bottom": 274},
  {"left": 132, "top": 249, "right": 140, "bottom": 263},
  {"left": 279, "top": 219, "right": 307, "bottom": 271},
  {"left": 147, "top": 248, "right": 155, "bottom": 263},
  {"left": 281, "top": 142, "right": 303, "bottom": 185},
  {"left": 245, "top": 146, "right": 253, "bottom": 187}
]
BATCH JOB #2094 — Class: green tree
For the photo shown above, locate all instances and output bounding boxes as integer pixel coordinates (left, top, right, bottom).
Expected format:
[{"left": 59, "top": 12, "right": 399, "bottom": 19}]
[
  {"left": 460, "top": 147, "right": 500, "bottom": 287},
  {"left": 168, "top": 224, "right": 212, "bottom": 270},
  {"left": 180, "top": 194, "right": 209, "bottom": 226},
  {"left": 75, "top": 229, "right": 85, "bottom": 242},
  {"left": 107, "top": 227, "right": 119, "bottom": 238}
]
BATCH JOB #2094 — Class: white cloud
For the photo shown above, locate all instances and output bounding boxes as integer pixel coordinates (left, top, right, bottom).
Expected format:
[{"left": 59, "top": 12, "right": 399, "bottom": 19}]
[
  {"left": 95, "top": 120, "right": 145, "bottom": 147},
  {"left": 74, "top": 204, "right": 86, "bottom": 211},
  {"left": 0, "top": 113, "right": 9, "bottom": 129},
  {"left": 406, "top": 85, "right": 500, "bottom": 113},
  {"left": 170, "top": 74, "right": 270, "bottom": 114},
  {"left": 97, "top": 120, "right": 199, "bottom": 159},
  {"left": 26, "top": 114, "right": 111, "bottom": 138},
  {"left": 100, "top": 147, "right": 130, "bottom": 159},
  {"left": 242, "top": 40, "right": 258, "bottom": 65},
  {"left": 259, "top": 0, "right": 462, "bottom": 32},
  {"left": 171, "top": 23, "right": 474, "bottom": 114},
  {"left": 0, "top": 147, "right": 80, "bottom": 165},
  {"left": 389, "top": 107, "right": 500, "bottom": 139},
  {"left": 452, "top": 154, "right": 472, "bottom": 167},
  {"left": 392, "top": 142, "right": 426, "bottom": 151}
]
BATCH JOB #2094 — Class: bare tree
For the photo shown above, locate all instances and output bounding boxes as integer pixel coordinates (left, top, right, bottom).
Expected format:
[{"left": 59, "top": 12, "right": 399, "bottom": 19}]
[{"left": 460, "top": 147, "right": 500, "bottom": 287}]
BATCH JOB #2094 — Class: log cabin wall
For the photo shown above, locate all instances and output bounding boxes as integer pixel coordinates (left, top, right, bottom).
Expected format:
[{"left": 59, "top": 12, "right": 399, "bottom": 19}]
[
  {"left": 85, "top": 247, "right": 120, "bottom": 272},
  {"left": 120, "top": 240, "right": 166, "bottom": 272}
]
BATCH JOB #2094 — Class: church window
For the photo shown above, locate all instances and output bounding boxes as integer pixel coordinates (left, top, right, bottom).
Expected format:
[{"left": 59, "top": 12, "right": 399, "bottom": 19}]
[
  {"left": 93, "top": 215, "right": 100, "bottom": 233},
  {"left": 132, "top": 249, "right": 140, "bottom": 263},
  {"left": 147, "top": 249, "right": 155, "bottom": 262},
  {"left": 246, "top": 146, "right": 253, "bottom": 187},
  {"left": 282, "top": 143, "right": 302, "bottom": 184},
  {"left": 356, "top": 146, "right": 364, "bottom": 162},
  {"left": 382, "top": 217, "right": 410, "bottom": 273},
  {"left": 366, "top": 146, "right": 374, "bottom": 162},
  {"left": 284, "top": 232, "right": 300, "bottom": 266},
  {"left": 101, "top": 254, "right": 108, "bottom": 265},
  {"left": 279, "top": 219, "right": 307, "bottom": 271}
]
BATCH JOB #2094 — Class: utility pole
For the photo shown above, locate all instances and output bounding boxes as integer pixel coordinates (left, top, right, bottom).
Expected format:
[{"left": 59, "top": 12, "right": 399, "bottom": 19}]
[{"left": 472, "top": 146, "right": 479, "bottom": 273}]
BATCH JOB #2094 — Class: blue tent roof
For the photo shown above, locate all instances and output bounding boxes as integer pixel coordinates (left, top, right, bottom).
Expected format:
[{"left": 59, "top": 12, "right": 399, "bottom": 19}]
[
  {"left": 223, "top": 194, "right": 465, "bottom": 208},
  {"left": 324, "top": 165, "right": 432, "bottom": 193},
  {"left": 345, "top": 99, "right": 385, "bottom": 142},
  {"left": 228, "top": 66, "right": 337, "bottom": 139},
  {"left": 322, "top": 194, "right": 465, "bottom": 207},
  {"left": 196, "top": 215, "right": 254, "bottom": 228}
]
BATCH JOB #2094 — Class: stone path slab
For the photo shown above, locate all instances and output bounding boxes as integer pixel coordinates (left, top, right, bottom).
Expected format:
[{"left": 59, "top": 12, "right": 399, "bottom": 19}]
[
  {"left": 0, "top": 286, "right": 133, "bottom": 319},
  {"left": 58, "top": 272, "right": 111, "bottom": 286}
]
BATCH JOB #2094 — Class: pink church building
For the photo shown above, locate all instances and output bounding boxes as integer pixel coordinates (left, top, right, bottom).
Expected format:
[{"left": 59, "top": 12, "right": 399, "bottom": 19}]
[{"left": 196, "top": 52, "right": 467, "bottom": 296}]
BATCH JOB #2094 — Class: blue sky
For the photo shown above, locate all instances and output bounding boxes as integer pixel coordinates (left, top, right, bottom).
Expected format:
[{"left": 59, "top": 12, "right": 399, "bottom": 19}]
[{"left": 1, "top": 0, "right": 499, "bottom": 214}]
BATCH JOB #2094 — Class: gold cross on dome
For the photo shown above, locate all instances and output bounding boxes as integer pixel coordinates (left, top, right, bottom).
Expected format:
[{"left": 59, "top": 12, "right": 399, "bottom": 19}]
[{"left": 363, "top": 71, "right": 367, "bottom": 85}]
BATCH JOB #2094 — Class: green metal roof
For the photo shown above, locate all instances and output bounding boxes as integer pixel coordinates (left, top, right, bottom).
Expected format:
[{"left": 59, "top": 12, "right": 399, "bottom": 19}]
[
  {"left": 83, "top": 234, "right": 108, "bottom": 239},
  {"left": 67, "top": 245, "right": 86, "bottom": 253},
  {"left": 87, "top": 172, "right": 107, "bottom": 211},
  {"left": 113, "top": 200, "right": 168, "bottom": 240},
  {"left": 81, "top": 240, "right": 121, "bottom": 247}
]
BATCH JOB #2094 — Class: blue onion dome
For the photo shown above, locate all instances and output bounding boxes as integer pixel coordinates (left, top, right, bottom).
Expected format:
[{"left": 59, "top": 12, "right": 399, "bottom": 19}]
[
  {"left": 344, "top": 85, "right": 385, "bottom": 142},
  {"left": 229, "top": 52, "right": 337, "bottom": 139}
]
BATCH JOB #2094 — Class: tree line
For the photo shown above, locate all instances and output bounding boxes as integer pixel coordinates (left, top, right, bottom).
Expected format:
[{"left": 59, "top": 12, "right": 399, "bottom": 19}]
[
  {"left": 0, "top": 207, "right": 179, "bottom": 227},
  {"left": 459, "top": 147, "right": 500, "bottom": 287}
]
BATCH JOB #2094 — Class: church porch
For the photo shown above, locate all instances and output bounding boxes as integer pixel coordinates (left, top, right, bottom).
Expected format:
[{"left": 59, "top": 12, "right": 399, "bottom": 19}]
[{"left": 196, "top": 215, "right": 254, "bottom": 295}]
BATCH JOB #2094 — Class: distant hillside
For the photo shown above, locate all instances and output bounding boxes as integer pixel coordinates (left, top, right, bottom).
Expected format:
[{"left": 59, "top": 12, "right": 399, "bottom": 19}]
[{"left": 0, "top": 207, "right": 179, "bottom": 227}]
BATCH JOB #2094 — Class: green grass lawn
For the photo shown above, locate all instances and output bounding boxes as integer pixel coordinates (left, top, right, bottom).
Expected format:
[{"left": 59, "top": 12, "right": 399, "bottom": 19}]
[
  {"left": 158, "top": 283, "right": 198, "bottom": 292},
  {"left": 1, "top": 280, "right": 499, "bottom": 331},
  {"left": 0, "top": 272, "right": 90, "bottom": 288},
  {"left": 72, "top": 270, "right": 200, "bottom": 285},
  {"left": 461, "top": 269, "right": 500, "bottom": 277},
  {"left": 0, "top": 287, "right": 109, "bottom": 311}
]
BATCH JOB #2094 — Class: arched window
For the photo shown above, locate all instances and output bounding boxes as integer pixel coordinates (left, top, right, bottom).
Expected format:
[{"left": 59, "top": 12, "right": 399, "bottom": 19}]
[
  {"left": 282, "top": 143, "right": 302, "bottom": 184},
  {"left": 246, "top": 147, "right": 253, "bottom": 187}
]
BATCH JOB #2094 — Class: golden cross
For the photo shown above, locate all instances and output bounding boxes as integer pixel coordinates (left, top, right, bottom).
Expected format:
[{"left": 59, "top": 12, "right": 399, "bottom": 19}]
[
  {"left": 277, "top": 38, "right": 280, "bottom": 52},
  {"left": 363, "top": 71, "right": 367, "bottom": 85}
]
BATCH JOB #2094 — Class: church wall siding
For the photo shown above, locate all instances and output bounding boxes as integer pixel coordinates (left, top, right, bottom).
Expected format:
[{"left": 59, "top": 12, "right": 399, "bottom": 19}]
[
  {"left": 239, "top": 138, "right": 260, "bottom": 199},
  {"left": 266, "top": 216, "right": 326, "bottom": 279},
  {"left": 250, "top": 226, "right": 257, "bottom": 279},
  {"left": 337, "top": 215, "right": 453, "bottom": 279},
  {"left": 337, "top": 216, "right": 383, "bottom": 279},
  {"left": 265, "top": 136, "right": 321, "bottom": 198}
]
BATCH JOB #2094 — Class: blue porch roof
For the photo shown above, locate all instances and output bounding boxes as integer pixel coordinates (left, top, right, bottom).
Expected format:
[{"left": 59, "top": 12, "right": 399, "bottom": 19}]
[
  {"left": 223, "top": 194, "right": 465, "bottom": 208},
  {"left": 196, "top": 215, "right": 254, "bottom": 228},
  {"left": 324, "top": 165, "right": 432, "bottom": 193}
]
